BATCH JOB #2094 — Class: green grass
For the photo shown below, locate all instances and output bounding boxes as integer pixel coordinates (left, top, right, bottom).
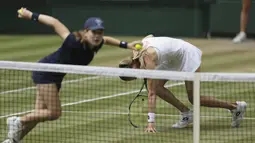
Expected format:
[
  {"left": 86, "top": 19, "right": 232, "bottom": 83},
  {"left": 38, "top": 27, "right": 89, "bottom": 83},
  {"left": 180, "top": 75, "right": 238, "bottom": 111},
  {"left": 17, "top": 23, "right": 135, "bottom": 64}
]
[{"left": 1, "top": 35, "right": 255, "bottom": 143}]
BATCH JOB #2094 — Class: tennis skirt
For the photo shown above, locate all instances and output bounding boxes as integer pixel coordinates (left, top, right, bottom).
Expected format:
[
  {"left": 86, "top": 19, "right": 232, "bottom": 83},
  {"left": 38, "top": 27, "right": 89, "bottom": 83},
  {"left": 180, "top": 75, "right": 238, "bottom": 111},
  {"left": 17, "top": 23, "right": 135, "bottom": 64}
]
[{"left": 156, "top": 44, "right": 202, "bottom": 72}]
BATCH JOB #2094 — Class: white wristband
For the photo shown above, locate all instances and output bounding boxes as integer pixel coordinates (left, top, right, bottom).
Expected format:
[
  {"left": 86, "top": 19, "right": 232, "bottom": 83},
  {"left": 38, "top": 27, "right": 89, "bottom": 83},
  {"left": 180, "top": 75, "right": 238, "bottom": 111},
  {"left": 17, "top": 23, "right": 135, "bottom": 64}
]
[{"left": 148, "top": 112, "right": 155, "bottom": 123}]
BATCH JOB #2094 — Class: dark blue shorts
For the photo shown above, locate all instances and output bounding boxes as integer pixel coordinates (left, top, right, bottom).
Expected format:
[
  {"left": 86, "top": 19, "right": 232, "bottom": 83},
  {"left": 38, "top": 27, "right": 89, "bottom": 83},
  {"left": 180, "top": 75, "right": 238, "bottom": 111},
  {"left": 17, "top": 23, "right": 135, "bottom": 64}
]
[
  {"left": 32, "top": 71, "right": 66, "bottom": 91},
  {"left": 32, "top": 56, "right": 66, "bottom": 91}
]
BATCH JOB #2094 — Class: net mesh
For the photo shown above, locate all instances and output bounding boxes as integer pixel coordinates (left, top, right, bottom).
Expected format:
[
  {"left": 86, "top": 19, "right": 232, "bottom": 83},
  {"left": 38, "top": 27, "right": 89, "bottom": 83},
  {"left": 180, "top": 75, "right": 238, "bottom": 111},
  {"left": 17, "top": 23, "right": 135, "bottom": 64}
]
[{"left": 0, "top": 61, "right": 254, "bottom": 143}]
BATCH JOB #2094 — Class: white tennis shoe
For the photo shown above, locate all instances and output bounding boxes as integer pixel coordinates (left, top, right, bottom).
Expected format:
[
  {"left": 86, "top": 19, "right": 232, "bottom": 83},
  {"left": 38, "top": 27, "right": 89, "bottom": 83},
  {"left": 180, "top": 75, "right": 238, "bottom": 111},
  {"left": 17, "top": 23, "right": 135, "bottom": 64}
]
[
  {"left": 6, "top": 116, "right": 23, "bottom": 143},
  {"left": 233, "top": 32, "right": 246, "bottom": 43},
  {"left": 172, "top": 110, "right": 193, "bottom": 129},
  {"left": 231, "top": 101, "right": 247, "bottom": 128}
]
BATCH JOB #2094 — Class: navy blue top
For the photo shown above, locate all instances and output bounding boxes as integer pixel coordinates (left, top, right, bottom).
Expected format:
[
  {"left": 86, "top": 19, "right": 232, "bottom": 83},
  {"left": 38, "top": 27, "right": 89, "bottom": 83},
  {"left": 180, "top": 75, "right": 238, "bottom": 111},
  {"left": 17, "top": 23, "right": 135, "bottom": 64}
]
[
  {"left": 39, "top": 33, "right": 104, "bottom": 65},
  {"left": 32, "top": 33, "right": 104, "bottom": 87}
]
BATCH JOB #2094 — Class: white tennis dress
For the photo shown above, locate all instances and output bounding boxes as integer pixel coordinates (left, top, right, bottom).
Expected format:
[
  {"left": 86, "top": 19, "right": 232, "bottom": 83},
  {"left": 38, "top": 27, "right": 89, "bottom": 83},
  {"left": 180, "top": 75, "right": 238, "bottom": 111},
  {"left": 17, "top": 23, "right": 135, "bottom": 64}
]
[{"left": 141, "top": 37, "right": 202, "bottom": 72}]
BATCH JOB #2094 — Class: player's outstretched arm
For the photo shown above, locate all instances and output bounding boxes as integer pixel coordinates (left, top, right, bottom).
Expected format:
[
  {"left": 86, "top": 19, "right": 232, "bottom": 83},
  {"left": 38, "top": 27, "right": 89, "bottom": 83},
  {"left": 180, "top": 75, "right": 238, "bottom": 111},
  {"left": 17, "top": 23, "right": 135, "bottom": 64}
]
[
  {"left": 17, "top": 7, "right": 70, "bottom": 40},
  {"left": 103, "top": 36, "right": 141, "bottom": 50},
  {"left": 141, "top": 48, "right": 158, "bottom": 133}
]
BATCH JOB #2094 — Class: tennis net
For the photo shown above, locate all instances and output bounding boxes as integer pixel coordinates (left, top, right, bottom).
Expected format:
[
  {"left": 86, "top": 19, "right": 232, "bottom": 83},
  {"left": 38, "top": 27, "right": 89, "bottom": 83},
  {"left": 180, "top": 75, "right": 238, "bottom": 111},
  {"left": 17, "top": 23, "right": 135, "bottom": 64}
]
[{"left": 0, "top": 61, "right": 254, "bottom": 143}]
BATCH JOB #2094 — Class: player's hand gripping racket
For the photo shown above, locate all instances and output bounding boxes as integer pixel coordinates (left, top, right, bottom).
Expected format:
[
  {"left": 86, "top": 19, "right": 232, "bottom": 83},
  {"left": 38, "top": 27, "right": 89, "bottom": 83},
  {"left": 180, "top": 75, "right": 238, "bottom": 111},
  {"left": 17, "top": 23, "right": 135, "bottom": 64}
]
[{"left": 128, "top": 79, "right": 148, "bottom": 128}]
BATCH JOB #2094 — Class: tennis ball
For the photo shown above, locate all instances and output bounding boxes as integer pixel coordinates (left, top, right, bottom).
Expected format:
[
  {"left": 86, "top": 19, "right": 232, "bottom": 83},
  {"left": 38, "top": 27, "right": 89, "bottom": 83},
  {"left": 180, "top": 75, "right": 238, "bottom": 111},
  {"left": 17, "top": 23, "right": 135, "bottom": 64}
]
[
  {"left": 135, "top": 44, "right": 142, "bottom": 50},
  {"left": 18, "top": 9, "right": 23, "bottom": 14}
]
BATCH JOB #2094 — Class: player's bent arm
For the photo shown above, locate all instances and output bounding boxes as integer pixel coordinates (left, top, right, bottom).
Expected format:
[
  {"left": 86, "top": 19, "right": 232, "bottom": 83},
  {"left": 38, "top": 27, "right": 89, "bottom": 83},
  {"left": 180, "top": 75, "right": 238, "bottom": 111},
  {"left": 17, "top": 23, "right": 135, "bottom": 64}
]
[
  {"left": 147, "top": 79, "right": 157, "bottom": 123},
  {"left": 144, "top": 49, "right": 158, "bottom": 123},
  {"left": 37, "top": 14, "right": 70, "bottom": 40}
]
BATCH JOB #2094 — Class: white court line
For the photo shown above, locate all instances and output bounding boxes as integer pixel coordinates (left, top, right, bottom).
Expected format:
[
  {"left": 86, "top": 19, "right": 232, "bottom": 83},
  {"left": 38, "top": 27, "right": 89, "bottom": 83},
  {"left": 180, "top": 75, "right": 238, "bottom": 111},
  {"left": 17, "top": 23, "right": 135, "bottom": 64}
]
[
  {"left": 0, "top": 82, "right": 184, "bottom": 118},
  {"left": 0, "top": 76, "right": 100, "bottom": 95},
  {"left": 62, "top": 111, "right": 255, "bottom": 120}
]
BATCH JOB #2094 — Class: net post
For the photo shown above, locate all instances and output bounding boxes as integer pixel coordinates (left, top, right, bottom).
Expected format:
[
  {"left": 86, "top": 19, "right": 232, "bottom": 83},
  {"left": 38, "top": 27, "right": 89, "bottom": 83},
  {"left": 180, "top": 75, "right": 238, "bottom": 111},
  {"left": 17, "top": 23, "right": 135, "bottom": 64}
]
[{"left": 193, "top": 73, "right": 200, "bottom": 143}]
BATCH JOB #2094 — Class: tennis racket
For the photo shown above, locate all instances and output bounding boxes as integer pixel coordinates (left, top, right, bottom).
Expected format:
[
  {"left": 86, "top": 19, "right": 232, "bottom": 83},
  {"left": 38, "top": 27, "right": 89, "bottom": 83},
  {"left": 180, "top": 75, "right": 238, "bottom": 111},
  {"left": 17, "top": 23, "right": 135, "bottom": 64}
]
[{"left": 128, "top": 79, "right": 149, "bottom": 128}]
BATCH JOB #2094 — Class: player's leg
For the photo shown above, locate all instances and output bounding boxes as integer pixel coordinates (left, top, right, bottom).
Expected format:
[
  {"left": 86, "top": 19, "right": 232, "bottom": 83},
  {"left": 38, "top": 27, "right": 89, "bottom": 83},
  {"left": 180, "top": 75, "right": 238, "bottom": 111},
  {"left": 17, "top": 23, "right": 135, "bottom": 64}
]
[
  {"left": 241, "top": 0, "right": 251, "bottom": 33},
  {"left": 185, "top": 80, "right": 237, "bottom": 109},
  {"left": 20, "top": 84, "right": 61, "bottom": 122},
  {"left": 6, "top": 83, "right": 61, "bottom": 142},
  {"left": 19, "top": 85, "right": 48, "bottom": 140},
  {"left": 153, "top": 79, "right": 193, "bottom": 128},
  {"left": 186, "top": 67, "right": 237, "bottom": 109},
  {"left": 4, "top": 88, "right": 46, "bottom": 143},
  {"left": 233, "top": 0, "right": 251, "bottom": 43},
  {"left": 185, "top": 67, "right": 247, "bottom": 127}
]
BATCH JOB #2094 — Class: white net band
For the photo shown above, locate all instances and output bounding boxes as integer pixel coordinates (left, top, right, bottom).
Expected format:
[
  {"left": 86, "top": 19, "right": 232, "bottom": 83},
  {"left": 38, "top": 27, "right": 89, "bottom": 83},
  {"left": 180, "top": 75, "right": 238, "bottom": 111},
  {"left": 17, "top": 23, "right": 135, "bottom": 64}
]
[{"left": 0, "top": 61, "right": 255, "bottom": 82}]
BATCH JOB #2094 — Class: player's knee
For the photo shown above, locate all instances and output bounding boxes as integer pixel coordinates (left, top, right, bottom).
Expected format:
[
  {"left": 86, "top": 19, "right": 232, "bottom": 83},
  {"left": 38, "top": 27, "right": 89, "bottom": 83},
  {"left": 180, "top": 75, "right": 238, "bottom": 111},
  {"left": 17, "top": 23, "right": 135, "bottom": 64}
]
[
  {"left": 48, "top": 110, "right": 62, "bottom": 120},
  {"left": 148, "top": 88, "right": 158, "bottom": 96},
  {"left": 148, "top": 91, "right": 156, "bottom": 97}
]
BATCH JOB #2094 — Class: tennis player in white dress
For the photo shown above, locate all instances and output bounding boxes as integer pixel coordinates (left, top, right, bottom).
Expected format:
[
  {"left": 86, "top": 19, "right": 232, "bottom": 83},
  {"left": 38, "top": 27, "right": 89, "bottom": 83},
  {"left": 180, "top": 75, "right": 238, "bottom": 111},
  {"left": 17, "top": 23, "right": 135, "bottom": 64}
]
[{"left": 119, "top": 35, "right": 247, "bottom": 132}]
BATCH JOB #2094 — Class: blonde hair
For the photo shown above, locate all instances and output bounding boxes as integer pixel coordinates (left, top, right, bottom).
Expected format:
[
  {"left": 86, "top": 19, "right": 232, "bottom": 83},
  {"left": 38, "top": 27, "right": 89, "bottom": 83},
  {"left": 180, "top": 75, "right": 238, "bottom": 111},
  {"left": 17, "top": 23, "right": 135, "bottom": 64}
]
[{"left": 119, "top": 34, "right": 153, "bottom": 69}]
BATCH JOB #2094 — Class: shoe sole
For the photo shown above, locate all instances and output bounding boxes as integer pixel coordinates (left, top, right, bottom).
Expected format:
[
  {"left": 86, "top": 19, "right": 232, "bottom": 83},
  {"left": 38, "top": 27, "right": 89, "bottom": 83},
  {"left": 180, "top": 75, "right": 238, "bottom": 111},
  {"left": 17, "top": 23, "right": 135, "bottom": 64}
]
[{"left": 172, "top": 121, "right": 193, "bottom": 129}]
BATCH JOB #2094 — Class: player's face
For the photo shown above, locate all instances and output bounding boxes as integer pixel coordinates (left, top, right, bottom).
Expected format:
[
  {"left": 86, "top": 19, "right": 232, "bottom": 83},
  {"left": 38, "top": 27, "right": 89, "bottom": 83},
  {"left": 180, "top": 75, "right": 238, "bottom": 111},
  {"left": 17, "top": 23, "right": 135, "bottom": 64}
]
[{"left": 84, "top": 29, "right": 104, "bottom": 46}]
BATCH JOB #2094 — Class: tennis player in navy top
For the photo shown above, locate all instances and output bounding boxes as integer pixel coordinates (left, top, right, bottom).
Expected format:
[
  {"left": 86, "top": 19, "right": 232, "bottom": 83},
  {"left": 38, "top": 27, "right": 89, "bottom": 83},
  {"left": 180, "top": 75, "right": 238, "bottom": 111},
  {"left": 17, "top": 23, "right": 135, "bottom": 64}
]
[{"left": 2, "top": 7, "right": 139, "bottom": 143}]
